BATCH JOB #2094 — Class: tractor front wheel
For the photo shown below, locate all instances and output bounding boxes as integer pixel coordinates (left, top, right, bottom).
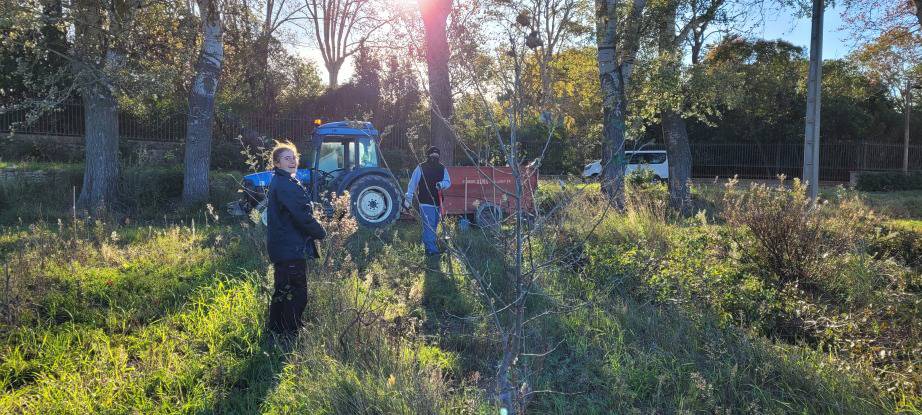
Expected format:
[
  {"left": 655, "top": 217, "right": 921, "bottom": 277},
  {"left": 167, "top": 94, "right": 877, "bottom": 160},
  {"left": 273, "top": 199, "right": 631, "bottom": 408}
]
[{"left": 348, "top": 175, "right": 401, "bottom": 228}]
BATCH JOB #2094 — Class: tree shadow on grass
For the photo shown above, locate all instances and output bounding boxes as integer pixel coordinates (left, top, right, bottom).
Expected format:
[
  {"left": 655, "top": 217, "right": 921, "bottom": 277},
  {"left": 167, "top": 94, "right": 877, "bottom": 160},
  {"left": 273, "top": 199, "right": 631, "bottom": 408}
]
[
  {"left": 200, "top": 333, "right": 297, "bottom": 415},
  {"left": 421, "top": 255, "right": 470, "bottom": 318}
]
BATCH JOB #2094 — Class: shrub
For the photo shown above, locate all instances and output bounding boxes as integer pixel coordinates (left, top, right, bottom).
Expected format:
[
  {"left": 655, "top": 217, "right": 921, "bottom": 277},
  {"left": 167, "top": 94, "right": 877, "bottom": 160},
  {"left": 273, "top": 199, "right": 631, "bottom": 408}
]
[
  {"left": 720, "top": 177, "right": 877, "bottom": 288},
  {"left": 381, "top": 148, "right": 417, "bottom": 175},
  {"left": 625, "top": 165, "right": 660, "bottom": 188},
  {"left": 0, "top": 137, "right": 83, "bottom": 163},
  {"left": 856, "top": 170, "right": 922, "bottom": 192},
  {"left": 869, "top": 226, "right": 922, "bottom": 275},
  {"left": 210, "top": 139, "right": 250, "bottom": 170}
]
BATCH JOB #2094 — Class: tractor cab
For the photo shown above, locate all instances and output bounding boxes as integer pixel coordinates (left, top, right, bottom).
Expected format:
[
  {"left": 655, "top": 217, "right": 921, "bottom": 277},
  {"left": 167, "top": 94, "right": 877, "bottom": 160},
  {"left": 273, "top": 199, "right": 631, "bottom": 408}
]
[
  {"left": 302, "top": 121, "right": 383, "bottom": 189},
  {"left": 232, "top": 121, "right": 402, "bottom": 228}
]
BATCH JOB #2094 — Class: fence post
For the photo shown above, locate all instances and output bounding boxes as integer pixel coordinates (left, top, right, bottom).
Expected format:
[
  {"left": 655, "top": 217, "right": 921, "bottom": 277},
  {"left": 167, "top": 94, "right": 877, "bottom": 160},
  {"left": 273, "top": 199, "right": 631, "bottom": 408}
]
[
  {"left": 862, "top": 142, "right": 868, "bottom": 170},
  {"left": 774, "top": 144, "right": 782, "bottom": 178}
]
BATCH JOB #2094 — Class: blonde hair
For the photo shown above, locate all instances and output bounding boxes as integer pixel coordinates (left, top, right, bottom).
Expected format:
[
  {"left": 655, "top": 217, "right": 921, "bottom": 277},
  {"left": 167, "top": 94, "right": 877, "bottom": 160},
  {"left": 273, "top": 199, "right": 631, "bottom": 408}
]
[{"left": 270, "top": 141, "right": 299, "bottom": 167}]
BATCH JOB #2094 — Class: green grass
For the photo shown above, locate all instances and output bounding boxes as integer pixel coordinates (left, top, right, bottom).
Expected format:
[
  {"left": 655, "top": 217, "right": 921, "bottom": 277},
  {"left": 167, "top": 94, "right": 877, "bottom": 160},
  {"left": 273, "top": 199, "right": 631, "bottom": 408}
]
[
  {"left": 0, "top": 217, "right": 486, "bottom": 414},
  {"left": 862, "top": 190, "right": 922, "bottom": 219},
  {"left": 1, "top": 169, "right": 920, "bottom": 413},
  {"left": 892, "top": 219, "right": 922, "bottom": 231}
]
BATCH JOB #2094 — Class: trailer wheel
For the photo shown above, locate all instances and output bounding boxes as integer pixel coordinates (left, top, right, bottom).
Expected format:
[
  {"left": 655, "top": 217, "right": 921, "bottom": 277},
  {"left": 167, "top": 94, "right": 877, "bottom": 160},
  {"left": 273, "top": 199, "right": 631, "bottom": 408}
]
[
  {"left": 474, "top": 202, "right": 503, "bottom": 227},
  {"left": 349, "top": 175, "right": 401, "bottom": 228}
]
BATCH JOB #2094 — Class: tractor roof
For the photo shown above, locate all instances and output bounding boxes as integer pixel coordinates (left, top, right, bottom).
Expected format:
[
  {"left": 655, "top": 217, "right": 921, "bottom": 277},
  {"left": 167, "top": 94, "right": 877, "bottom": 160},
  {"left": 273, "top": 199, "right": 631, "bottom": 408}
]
[{"left": 314, "top": 121, "right": 379, "bottom": 137}]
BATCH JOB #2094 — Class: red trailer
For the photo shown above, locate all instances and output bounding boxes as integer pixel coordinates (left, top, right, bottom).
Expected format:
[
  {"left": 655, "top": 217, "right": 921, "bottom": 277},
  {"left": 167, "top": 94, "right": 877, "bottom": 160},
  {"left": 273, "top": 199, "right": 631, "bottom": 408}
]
[{"left": 439, "top": 166, "right": 539, "bottom": 226}]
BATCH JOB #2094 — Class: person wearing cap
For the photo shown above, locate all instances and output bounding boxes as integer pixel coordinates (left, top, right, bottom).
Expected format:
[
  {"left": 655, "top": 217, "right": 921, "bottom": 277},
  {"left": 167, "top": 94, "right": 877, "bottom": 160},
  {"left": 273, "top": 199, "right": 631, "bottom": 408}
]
[{"left": 404, "top": 146, "right": 451, "bottom": 257}]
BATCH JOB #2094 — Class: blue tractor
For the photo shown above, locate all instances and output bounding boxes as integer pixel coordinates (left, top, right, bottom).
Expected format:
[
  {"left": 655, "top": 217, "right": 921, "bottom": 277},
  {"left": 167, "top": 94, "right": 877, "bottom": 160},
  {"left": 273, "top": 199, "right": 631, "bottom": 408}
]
[{"left": 229, "top": 121, "right": 403, "bottom": 228}]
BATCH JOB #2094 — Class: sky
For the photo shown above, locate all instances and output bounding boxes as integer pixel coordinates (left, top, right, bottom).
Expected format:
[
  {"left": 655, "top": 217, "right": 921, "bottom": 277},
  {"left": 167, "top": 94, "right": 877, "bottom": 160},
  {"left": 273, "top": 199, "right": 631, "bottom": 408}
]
[
  {"left": 289, "top": 4, "right": 859, "bottom": 86},
  {"left": 756, "top": 4, "right": 856, "bottom": 59}
]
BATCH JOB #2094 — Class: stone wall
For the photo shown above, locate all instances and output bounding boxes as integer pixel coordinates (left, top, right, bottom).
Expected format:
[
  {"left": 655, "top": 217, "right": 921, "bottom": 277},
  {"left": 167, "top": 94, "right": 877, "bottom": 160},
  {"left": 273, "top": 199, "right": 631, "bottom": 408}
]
[{"left": 0, "top": 167, "right": 53, "bottom": 183}]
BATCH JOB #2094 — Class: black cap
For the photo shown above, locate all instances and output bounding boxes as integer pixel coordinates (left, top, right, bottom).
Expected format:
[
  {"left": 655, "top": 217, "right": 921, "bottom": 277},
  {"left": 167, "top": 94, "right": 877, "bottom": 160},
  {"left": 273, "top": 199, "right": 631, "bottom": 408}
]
[{"left": 426, "top": 146, "right": 440, "bottom": 156}]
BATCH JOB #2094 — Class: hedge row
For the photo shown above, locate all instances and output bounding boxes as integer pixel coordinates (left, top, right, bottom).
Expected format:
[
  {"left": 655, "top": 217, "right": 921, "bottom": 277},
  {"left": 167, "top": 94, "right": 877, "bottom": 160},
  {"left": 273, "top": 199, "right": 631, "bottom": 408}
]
[{"left": 856, "top": 170, "right": 922, "bottom": 192}]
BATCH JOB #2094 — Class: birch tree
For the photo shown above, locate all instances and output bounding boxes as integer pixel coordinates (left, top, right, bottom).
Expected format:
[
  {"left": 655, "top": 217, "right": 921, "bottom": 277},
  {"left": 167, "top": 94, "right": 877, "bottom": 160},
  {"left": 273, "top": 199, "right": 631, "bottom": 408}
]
[
  {"left": 595, "top": 0, "right": 647, "bottom": 205},
  {"left": 182, "top": 0, "right": 224, "bottom": 205}
]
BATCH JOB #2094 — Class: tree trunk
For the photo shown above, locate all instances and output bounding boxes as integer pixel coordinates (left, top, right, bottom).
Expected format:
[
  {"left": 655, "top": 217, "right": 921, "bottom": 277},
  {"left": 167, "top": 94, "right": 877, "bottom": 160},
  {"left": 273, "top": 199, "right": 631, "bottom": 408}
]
[
  {"left": 658, "top": 0, "right": 693, "bottom": 214},
  {"left": 76, "top": 79, "right": 120, "bottom": 215},
  {"left": 596, "top": 0, "right": 628, "bottom": 206},
  {"left": 419, "top": 0, "right": 454, "bottom": 165},
  {"left": 663, "top": 109, "right": 692, "bottom": 212},
  {"left": 73, "top": 0, "right": 119, "bottom": 215},
  {"left": 182, "top": 0, "right": 223, "bottom": 205},
  {"left": 328, "top": 62, "right": 341, "bottom": 87}
]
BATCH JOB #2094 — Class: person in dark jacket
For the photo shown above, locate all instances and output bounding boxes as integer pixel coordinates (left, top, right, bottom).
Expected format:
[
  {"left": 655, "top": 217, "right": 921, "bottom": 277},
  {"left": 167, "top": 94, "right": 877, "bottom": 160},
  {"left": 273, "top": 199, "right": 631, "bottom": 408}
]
[
  {"left": 266, "top": 141, "right": 327, "bottom": 335},
  {"left": 403, "top": 146, "right": 451, "bottom": 256}
]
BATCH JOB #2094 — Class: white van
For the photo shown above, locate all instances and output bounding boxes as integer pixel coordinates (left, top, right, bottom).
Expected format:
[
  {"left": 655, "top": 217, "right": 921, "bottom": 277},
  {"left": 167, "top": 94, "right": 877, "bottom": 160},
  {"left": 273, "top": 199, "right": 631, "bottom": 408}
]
[{"left": 582, "top": 150, "right": 669, "bottom": 181}]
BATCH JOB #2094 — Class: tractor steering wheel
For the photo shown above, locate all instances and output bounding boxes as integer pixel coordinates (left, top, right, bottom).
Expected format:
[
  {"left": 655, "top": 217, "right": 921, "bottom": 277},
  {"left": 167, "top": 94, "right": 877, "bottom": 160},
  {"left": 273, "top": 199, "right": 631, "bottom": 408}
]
[{"left": 314, "top": 168, "right": 345, "bottom": 184}]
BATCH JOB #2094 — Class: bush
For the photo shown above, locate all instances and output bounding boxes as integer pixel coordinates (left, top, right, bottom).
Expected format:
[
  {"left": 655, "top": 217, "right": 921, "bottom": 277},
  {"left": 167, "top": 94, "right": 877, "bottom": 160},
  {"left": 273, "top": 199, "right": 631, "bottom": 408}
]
[
  {"left": 856, "top": 170, "right": 922, "bottom": 192},
  {"left": 869, "top": 226, "right": 922, "bottom": 274},
  {"left": 381, "top": 148, "right": 418, "bottom": 175},
  {"left": 625, "top": 165, "right": 661, "bottom": 188},
  {"left": 0, "top": 137, "right": 84, "bottom": 163},
  {"left": 210, "top": 139, "right": 250, "bottom": 170},
  {"left": 720, "top": 178, "right": 877, "bottom": 288}
]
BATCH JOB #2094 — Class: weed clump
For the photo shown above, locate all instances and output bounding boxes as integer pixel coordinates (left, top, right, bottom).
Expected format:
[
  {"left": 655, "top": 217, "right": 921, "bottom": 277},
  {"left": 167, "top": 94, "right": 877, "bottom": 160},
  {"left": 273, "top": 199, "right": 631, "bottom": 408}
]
[{"left": 720, "top": 177, "right": 876, "bottom": 289}]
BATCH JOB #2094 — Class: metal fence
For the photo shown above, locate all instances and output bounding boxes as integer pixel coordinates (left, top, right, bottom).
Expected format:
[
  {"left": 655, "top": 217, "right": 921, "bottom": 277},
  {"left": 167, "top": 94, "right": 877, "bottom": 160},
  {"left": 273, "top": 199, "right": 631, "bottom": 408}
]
[
  {"left": 0, "top": 100, "right": 187, "bottom": 141},
  {"left": 689, "top": 142, "right": 922, "bottom": 181},
  {"left": 3, "top": 103, "right": 920, "bottom": 181}
]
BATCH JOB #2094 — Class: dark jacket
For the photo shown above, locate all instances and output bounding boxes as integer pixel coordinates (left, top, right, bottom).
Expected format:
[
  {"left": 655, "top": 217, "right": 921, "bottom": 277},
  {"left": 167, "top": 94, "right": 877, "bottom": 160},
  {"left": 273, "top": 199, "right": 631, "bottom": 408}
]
[
  {"left": 417, "top": 159, "right": 445, "bottom": 206},
  {"left": 266, "top": 168, "right": 327, "bottom": 263}
]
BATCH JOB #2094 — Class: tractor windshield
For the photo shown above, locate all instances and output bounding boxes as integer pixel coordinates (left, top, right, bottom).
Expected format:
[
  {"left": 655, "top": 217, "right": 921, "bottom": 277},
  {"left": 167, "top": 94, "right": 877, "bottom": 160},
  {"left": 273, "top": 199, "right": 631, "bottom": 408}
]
[{"left": 317, "top": 142, "right": 346, "bottom": 172}]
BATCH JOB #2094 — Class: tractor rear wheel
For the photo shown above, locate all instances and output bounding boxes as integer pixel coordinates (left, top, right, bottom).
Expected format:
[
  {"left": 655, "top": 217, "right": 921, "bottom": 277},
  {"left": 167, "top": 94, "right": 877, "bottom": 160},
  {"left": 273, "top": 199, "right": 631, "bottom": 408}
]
[{"left": 348, "top": 175, "right": 401, "bottom": 228}]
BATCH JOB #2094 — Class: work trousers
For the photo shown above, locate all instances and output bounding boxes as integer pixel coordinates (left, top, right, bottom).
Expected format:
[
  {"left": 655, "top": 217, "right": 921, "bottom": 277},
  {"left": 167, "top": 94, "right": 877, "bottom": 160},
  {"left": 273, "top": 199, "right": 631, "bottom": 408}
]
[
  {"left": 268, "top": 259, "right": 308, "bottom": 335},
  {"left": 420, "top": 205, "right": 441, "bottom": 254}
]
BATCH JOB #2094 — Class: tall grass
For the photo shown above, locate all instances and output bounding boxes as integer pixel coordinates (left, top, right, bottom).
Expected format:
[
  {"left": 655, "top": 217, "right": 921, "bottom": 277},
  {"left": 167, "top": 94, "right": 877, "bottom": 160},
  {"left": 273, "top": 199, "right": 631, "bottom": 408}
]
[
  {"left": 0, "top": 198, "right": 486, "bottom": 413},
  {"left": 1, "top": 171, "right": 919, "bottom": 413}
]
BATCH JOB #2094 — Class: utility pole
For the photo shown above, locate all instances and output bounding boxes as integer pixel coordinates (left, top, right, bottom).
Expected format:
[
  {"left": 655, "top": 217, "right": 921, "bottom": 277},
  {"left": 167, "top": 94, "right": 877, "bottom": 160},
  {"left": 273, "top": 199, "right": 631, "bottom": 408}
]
[
  {"left": 803, "top": 0, "right": 824, "bottom": 202},
  {"left": 905, "top": 78, "right": 911, "bottom": 173}
]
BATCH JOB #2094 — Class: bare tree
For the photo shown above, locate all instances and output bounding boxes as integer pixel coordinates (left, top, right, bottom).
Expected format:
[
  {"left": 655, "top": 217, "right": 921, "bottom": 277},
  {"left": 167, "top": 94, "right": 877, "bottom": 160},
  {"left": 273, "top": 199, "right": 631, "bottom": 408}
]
[
  {"left": 255, "top": 0, "right": 304, "bottom": 65},
  {"left": 299, "top": 0, "right": 390, "bottom": 86},
  {"left": 498, "top": 0, "right": 589, "bottom": 110},
  {"left": 221, "top": 0, "right": 303, "bottom": 117},
  {"left": 182, "top": 0, "right": 225, "bottom": 205},
  {"left": 401, "top": 26, "right": 611, "bottom": 414}
]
